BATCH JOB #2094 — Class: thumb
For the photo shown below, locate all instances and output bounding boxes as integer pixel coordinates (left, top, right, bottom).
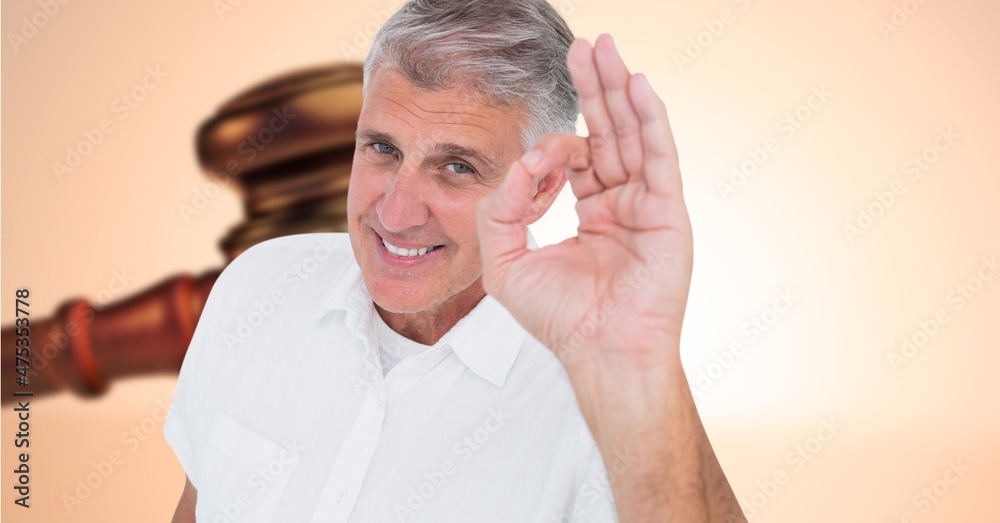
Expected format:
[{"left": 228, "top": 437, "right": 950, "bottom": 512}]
[{"left": 476, "top": 150, "right": 543, "bottom": 295}]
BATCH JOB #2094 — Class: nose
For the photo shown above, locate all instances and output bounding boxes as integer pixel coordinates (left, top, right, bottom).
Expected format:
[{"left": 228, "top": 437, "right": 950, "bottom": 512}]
[{"left": 376, "top": 163, "right": 430, "bottom": 234}]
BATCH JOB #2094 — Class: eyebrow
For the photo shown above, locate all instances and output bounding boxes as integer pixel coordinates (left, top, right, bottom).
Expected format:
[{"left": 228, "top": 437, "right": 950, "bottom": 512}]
[{"left": 355, "top": 128, "right": 501, "bottom": 175}]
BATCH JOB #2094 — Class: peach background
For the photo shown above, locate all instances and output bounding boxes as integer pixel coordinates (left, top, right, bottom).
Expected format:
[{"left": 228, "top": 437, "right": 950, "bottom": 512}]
[{"left": 2, "top": 0, "right": 998, "bottom": 521}]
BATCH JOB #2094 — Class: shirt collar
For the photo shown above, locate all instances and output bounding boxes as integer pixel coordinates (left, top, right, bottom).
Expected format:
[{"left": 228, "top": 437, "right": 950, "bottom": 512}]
[
  {"left": 445, "top": 293, "right": 526, "bottom": 388},
  {"left": 312, "top": 259, "right": 375, "bottom": 340},
  {"left": 311, "top": 228, "right": 538, "bottom": 388}
]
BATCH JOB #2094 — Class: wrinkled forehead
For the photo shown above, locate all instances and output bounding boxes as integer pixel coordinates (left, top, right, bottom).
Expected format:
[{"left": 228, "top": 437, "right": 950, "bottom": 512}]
[{"left": 359, "top": 68, "right": 527, "bottom": 158}]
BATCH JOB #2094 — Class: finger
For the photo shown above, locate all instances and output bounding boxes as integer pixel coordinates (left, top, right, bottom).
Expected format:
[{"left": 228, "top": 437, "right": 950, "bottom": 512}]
[
  {"left": 567, "top": 37, "right": 629, "bottom": 188},
  {"left": 477, "top": 135, "right": 594, "bottom": 294},
  {"left": 593, "top": 34, "right": 645, "bottom": 178},
  {"left": 477, "top": 154, "right": 535, "bottom": 296},
  {"left": 628, "top": 73, "right": 683, "bottom": 199},
  {"left": 533, "top": 133, "right": 601, "bottom": 200}
]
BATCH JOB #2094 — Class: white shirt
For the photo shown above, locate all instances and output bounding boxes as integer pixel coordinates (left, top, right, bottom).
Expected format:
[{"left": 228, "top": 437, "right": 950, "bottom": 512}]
[{"left": 163, "top": 232, "right": 620, "bottom": 522}]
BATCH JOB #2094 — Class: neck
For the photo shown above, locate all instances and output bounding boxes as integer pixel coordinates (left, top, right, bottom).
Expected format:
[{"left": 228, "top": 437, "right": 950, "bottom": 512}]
[{"left": 375, "top": 278, "right": 486, "bottom": 345}]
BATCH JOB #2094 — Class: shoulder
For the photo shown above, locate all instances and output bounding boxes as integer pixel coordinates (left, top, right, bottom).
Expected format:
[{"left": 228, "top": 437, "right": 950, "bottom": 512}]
[
  {"left": 165, "top": 233, "right": 358, "bottom": 488},
  {"left": 210, "top": 232, "right": 355, "bottom": 298},
  {"left": 223, "top": 232, "right": 354, "bottom": 277},
  {"left": 187, "top": 232, "right": 357, "bottom": 361}
]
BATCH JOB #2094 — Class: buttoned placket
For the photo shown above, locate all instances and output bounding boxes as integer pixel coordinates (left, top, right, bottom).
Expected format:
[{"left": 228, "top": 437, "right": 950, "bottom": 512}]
[
  {"left": 308, "top": 326, "right": 459, "bottom": 521},
  {"left": 309, "top": 305, "right": 388, "bottom": 523}
]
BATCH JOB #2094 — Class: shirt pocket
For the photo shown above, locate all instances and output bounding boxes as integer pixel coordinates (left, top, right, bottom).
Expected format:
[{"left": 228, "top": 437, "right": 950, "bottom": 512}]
[{"left": 196, "top": 410, "right": 302, "bottom": 523}]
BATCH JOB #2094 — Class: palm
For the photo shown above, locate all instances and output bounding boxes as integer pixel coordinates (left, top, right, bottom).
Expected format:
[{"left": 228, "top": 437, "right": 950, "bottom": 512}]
[{"left": 477, "top": 35, "right": 693, "bottom": 370}]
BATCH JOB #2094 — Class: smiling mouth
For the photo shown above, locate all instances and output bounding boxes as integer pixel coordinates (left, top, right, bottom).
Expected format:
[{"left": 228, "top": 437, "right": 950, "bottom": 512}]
[{"left": 380, "top": 237, "right": 443, "bottom": 258}]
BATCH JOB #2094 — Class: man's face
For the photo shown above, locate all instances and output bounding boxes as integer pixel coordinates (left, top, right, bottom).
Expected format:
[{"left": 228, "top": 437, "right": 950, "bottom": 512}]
[{"left": 347, "top": 68, "right": 527, "bottom": 314}]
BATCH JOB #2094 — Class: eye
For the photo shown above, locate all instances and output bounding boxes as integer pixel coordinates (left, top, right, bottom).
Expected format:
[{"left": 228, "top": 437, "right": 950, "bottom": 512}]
[
  {"left": 445, "top": 162, "right": 473, "bottom": 175},
  {"left": 372, "top": 142, "right": 397, "bottom": 155}
]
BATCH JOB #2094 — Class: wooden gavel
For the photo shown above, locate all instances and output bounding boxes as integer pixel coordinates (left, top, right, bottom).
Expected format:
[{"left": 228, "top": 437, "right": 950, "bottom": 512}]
[{"left": 1, "top": 64, "right": 363, "bottom": 403}]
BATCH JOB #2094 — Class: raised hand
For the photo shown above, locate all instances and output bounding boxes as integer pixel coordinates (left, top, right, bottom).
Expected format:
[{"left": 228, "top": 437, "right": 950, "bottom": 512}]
[
  {"left": 476, "top": 34, "right": 693, "bottom": 374},
  {"left": 477, "top": 34, "right": 744, "bottom": 523}
]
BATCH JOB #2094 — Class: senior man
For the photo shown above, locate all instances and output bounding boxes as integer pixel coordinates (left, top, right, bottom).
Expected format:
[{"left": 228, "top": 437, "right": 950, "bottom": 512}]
[{"left": 165, "top": 0, "right": 743, "bottom": 521}]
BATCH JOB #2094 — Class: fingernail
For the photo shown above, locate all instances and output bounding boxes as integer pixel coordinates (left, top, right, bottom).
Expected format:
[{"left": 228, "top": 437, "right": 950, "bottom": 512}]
[{"left": 521, "top": 149, "right": 543, "bottom": 169}]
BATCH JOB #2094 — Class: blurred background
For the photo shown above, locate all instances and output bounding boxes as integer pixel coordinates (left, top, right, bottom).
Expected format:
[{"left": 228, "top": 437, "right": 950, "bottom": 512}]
[{"left": 2, "top": 0, "right": 998, "bottom": 521}]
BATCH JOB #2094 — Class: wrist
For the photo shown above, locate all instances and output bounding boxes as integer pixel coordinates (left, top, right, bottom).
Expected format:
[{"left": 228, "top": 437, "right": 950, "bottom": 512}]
[
  {"left": 554, "top": 326, "right": 683, "bottom": 375},
  {"left": 564, "top": 341, "right": 690, "bottom": 446}
]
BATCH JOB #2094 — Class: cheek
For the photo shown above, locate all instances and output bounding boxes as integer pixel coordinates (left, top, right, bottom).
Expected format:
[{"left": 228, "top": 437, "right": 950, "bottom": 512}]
[
  {"left": 347, "top": 164, "right": 383, "bottom": 217},
  {"left": 434, "top": 194, "right": 487, "bottom": 255}
]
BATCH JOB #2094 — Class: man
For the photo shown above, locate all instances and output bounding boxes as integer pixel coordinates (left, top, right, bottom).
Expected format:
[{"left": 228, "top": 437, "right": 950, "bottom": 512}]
[{"left": 165, "top": 0, "right": 744, "bottom": 521}]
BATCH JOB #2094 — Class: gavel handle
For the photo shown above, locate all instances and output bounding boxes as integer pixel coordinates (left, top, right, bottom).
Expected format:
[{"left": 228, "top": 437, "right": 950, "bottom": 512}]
[{"left": 1, "top": 269, "right": 220, "bottom": 404}]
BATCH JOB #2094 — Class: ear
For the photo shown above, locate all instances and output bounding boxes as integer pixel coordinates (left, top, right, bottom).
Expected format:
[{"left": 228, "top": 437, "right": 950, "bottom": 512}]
[{"left": 524, "top": 166, "right": 568, "bottom": 225}]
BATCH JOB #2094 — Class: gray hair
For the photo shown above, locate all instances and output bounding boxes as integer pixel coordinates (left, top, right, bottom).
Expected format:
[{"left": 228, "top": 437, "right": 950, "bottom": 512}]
[{"left": 363, "top": 0, "right": 579, "bottom": 150}]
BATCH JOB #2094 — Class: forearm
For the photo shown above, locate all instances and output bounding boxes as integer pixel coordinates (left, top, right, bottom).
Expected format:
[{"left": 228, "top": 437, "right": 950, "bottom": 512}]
[{"left": 566, "top": 347, "right": 744, "bottom": 523}]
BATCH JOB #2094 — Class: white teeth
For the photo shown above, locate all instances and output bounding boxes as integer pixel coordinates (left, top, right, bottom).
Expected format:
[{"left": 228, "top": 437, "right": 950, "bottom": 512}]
[{"left": 382, "top": 238, "right": 437, "bottom": 258}]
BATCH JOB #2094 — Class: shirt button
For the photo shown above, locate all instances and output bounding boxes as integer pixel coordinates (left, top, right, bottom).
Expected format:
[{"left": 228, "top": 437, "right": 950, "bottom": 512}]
[{"left": 336, "top": 489, "right": 347, "bottom": 503}]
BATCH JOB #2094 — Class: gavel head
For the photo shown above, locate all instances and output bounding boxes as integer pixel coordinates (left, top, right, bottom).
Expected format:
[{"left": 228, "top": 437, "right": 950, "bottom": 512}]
[{"left": 195, "top": 64, "right": 364, "bottom": 261}]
